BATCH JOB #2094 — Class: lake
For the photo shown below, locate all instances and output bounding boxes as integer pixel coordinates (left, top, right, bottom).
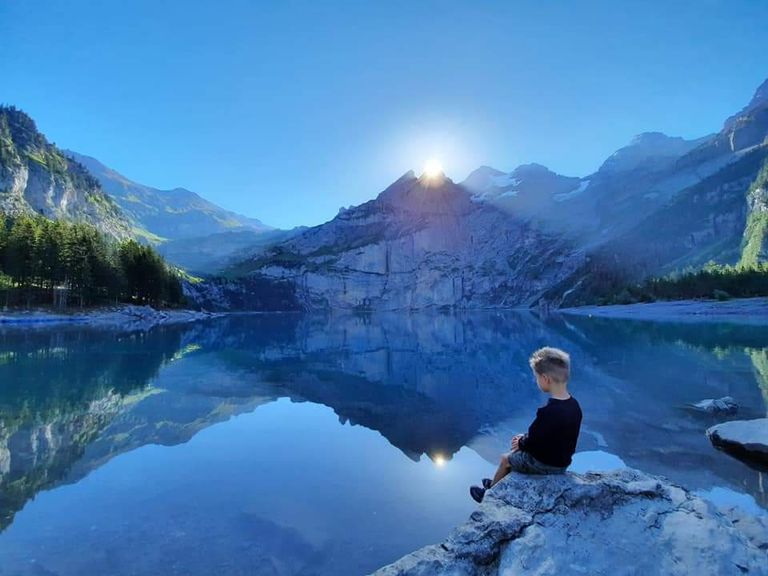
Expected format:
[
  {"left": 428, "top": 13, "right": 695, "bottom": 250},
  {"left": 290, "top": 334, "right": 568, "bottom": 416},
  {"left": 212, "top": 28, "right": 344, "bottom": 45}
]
[{"left": 0, "top": 312, "right": 766, "bottom": 575}]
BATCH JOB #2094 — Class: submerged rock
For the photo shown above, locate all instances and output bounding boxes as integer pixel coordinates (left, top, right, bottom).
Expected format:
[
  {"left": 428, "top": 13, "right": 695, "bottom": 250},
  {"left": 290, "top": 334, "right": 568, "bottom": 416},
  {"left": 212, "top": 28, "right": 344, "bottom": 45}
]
[
  {"left": 707, "top": 418, "right": 768, "bottom": 467},
  {"left": 689, "top": 396, "right": 739, "bottom": 414},
  {"left": 372, "top": 469, "right": 767, "bottom": 576}
]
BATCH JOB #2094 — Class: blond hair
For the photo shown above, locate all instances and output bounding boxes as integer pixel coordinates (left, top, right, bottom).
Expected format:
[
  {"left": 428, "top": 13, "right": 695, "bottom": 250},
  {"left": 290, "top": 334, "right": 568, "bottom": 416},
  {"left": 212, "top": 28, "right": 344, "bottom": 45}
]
[{"left": 529, "top": 347, "right": 570, "bottom": 384}]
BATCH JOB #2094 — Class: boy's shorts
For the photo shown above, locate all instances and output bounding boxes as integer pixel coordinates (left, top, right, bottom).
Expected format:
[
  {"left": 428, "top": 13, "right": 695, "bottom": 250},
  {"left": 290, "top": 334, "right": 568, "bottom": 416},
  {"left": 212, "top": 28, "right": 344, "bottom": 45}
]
[{"left": 506, "top": 450, "right": 566, "bottom": 475}]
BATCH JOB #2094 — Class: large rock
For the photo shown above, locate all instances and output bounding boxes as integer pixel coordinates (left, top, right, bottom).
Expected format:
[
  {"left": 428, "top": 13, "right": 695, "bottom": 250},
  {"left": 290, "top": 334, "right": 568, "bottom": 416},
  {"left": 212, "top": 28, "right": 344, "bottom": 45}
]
[
  {"left": 372, "top": 469, "right": 767, "bottom": 576},
  {"left": 707, "top": 418, "right": 768, "bottom": 467}
]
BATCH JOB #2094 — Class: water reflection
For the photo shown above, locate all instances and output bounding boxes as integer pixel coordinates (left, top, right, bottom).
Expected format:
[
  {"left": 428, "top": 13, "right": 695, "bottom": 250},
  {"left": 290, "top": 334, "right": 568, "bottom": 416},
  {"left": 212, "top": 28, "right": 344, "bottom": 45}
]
[
  {"left": 0, "top": 326, "right": 187, "bottom": 530},
  {"left": 0, "top": 312, "right": 766, "bottom": 575}
]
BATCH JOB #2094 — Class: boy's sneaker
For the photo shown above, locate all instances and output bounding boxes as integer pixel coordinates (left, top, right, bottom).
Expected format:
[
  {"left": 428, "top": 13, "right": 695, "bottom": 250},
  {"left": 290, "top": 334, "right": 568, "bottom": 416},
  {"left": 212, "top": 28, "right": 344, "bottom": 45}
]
[
  {"left": 470, "top": 485, "right": 486, "bottom": 503},
  {"left": 482, "top": 478, "right": 492, "bottom": 489}
]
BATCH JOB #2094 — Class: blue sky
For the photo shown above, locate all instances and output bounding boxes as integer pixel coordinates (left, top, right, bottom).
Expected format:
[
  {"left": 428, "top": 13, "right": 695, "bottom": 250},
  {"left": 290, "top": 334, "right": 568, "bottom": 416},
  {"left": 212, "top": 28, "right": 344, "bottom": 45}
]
[{"left": 1, "top": 1, "right": 766, "bottom": 229}]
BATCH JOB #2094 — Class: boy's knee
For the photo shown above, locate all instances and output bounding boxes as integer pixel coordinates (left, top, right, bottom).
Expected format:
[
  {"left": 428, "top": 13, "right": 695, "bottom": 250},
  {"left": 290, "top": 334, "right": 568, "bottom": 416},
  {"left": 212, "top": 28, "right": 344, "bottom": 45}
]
[{"left": 506, "top": 451, "right": 526, "bottom": 473}]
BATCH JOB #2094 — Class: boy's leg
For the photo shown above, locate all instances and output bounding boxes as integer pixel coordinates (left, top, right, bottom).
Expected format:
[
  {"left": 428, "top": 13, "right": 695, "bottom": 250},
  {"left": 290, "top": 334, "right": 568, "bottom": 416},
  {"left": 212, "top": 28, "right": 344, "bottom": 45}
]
[
  {"left": 490, "top": 453, "right": 513, "bottom": 487},
  {"left": 471, "top": 451, "right": 535, "bottom": 503}
]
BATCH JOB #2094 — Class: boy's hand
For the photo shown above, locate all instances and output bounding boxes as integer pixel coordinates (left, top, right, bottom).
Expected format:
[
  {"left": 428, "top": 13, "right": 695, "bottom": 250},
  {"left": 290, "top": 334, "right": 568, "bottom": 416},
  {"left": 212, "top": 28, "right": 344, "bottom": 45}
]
[{"left": 510, "top": 434, "right": 524, "bottom": 452}]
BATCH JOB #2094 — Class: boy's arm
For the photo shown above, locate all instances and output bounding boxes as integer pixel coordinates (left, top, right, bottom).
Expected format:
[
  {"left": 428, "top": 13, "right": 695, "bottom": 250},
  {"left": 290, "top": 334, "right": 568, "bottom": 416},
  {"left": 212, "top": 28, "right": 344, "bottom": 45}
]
[{"left": 517, "top": 409, "right": 544, "bottom": 452}]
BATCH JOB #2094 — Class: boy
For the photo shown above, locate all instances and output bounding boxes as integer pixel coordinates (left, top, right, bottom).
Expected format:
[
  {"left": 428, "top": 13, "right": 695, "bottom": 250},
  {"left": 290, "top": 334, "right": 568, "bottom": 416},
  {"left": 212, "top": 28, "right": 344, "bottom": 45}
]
[{"left": 470, "top": 347, "right": 582, "bottom": 503}]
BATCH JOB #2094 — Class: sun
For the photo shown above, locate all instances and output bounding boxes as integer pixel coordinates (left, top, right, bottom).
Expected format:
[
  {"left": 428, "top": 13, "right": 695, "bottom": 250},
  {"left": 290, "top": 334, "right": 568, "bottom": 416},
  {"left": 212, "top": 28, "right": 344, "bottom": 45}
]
[{"left": 423, "top": 158, "right": 444, "bottom": 179}]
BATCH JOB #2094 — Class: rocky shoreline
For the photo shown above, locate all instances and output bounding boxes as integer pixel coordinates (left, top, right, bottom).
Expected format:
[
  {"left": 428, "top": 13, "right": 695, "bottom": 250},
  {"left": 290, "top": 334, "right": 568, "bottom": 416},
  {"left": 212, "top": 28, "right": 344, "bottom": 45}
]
[
  {"left": 373, "top": 469, "right": 768, "bottom": 576},
  {"left": 562, "top": 297, "right": 768, "bottom": 324},
  {"left": 3, "top": 297, "right": 766, "bottom": 331},
  {"left": 0, "top": 304, "right": 222, "bottom": 331}
]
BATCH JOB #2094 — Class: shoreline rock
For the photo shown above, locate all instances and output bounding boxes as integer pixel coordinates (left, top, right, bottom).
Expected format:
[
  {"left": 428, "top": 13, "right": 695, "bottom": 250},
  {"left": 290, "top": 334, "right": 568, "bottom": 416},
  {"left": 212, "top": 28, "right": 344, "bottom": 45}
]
[
  {"left": 688, "top": 396, "right": 739, "bottom": 415},
  {"left": 372, "top": 469, "right": 767, "bottom": 575},
  {"left": 707, "top": 419, "right": 768, "bottom": 468},
  {"left": 0, "top": 304, "right": 222, "bottom": 331}
]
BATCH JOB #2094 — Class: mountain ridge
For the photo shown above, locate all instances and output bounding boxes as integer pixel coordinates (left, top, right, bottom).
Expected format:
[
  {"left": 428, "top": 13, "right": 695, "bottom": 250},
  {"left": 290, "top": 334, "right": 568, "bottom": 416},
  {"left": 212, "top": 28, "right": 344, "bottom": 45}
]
[{"left": 65, "top": 150, "right": 272, "bottom": 243}]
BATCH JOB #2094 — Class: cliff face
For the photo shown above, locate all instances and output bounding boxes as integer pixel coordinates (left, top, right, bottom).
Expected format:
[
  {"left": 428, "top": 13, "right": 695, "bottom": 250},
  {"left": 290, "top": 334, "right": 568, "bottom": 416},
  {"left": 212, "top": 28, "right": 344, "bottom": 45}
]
[
  {"left": 605, "top": 148, "right": 767, "bottom": 270},
  {"left": 740, "top": 158, "right": 768, "bottom": 267},
  {"left": 231, "top": 173, "right": 585, "bottom": 311},
  {"left": 0, "top": 107, "right": 132, "bottom": 239}
]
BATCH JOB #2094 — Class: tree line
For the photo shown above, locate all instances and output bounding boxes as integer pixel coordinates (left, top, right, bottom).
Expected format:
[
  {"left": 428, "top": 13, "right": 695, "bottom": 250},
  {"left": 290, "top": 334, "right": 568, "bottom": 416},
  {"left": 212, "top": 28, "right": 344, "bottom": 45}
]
[
  {"left": 0, "top": 211, "right": 183, "bottom": 308},
  {"left": 607, "top": 262, "right": 768, "bottom": 305}
]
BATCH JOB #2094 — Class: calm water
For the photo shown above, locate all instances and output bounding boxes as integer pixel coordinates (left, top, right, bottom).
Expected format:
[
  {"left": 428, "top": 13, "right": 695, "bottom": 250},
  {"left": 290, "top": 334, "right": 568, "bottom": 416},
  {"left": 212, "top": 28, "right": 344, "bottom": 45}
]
[{"left": 0, "top": 312, "right": 766, "bottom": 575}]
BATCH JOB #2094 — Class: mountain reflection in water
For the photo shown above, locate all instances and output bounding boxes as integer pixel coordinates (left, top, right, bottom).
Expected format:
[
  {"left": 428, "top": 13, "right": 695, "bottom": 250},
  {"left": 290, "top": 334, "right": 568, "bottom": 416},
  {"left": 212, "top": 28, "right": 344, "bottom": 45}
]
[{"left": 0, "top": 312, "right": 765, "bottom": 575}]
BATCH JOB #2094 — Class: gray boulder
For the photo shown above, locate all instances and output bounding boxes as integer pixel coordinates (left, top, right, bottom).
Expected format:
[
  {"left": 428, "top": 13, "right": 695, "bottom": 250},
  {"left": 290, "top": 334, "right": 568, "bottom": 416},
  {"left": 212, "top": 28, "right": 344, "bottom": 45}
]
[
  {"left": 689, "top": 396, "right": 739, "bottom": 415},
  {"left": 372, "top": 469, "right": 766, "bottom": 575},
  {"left": 707, "top": 418, "right": 768, "bottom": 467}
]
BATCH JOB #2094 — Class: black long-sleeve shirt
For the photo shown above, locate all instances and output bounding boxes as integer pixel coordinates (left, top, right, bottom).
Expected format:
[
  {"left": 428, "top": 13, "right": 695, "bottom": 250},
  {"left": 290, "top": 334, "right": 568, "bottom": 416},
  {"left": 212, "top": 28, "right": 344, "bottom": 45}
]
[{"left": 518, "top": 396, "right": 582, "bottom": 468}]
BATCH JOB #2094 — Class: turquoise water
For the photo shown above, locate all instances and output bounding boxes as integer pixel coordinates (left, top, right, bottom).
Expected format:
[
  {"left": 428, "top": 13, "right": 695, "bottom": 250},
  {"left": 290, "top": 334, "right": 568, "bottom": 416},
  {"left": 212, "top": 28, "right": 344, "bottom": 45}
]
[{"left": 0, "top": 312, "right": 766, "bottom": 575}]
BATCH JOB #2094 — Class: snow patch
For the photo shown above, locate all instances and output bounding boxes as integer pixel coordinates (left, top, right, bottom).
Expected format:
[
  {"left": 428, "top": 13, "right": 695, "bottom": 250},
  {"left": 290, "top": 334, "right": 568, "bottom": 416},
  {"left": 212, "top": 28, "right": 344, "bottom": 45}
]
[
  {"left": 554, "top": 179, "right": 590, "bottom": 202},
  {"left": 491, "top": 174, "right": 521, "bottom": 188},
  {"left": 471, "top": 173, "right": 522, "bottom": 202}
]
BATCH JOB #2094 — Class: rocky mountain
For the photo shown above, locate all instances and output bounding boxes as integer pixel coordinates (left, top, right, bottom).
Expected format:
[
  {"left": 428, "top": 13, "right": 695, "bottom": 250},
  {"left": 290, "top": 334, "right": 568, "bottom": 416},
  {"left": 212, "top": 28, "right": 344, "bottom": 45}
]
[
  {"left": 599, "top": 131, "right": 708, "bottom": 174},
  {"left": 461, "top": 163, "right": 587, "bottom": 231},
  {"left": 543, "top": 79, "right": 768, "bottom": 305},
  {"left": 9, "top": 75, "right": 765, "bottom": 310},
  {"left": 0, "top": 106, "right": 132, "bottom": 239},
  {"left": 66, "top": 150, "right": 272, "bottom": 243},
  {"left": 462, "top": 163, "right": 582, "bottom": 206},
  {"left": 0, "top": 105, "right": 281, "bottom": 275},
  {"left": 465, "top": 132, "right": 714, "bottom": 243},
  {"left": 227, "top": 171, "right": 585, "bottom": 310},
  {"left": 681, "top": 77, "right": 768, "bottom": 168},
  {"left": 218, "top": 77, "right": 768, "bottom": 311}
]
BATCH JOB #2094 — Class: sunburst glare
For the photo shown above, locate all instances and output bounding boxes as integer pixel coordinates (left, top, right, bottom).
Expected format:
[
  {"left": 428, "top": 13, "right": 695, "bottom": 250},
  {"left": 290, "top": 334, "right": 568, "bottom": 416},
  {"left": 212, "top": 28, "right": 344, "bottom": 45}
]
[{"left": 423, "top": 158, "right": 444, "bottom": 179}]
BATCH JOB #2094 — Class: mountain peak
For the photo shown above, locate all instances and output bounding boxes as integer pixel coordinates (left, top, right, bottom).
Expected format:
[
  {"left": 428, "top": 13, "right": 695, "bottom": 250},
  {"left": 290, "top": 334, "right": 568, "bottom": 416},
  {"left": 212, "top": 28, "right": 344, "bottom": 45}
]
[
  {"left": 376, "top": 170, "right": 469, "bottom": 216},
  {"left": 511, "top": 163, "right": 555, "bottom": 177},
  {"left": 738, "top": 77, "right": 768, "bottom": 114},
  {"left": 749, "top": 77, "right": 768, "bottom": 108},
  {"left": 472, "top": 165, "right": 504, "bottom": 176},
  {"left": 599, "top": 132, "right": 705, "bottom": 174},
  {"left": 723, "top": 77, "right": 768, "bottom": 131},
  {"left": 628, "top": 131, "right": 675, "bottom": 145}
]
